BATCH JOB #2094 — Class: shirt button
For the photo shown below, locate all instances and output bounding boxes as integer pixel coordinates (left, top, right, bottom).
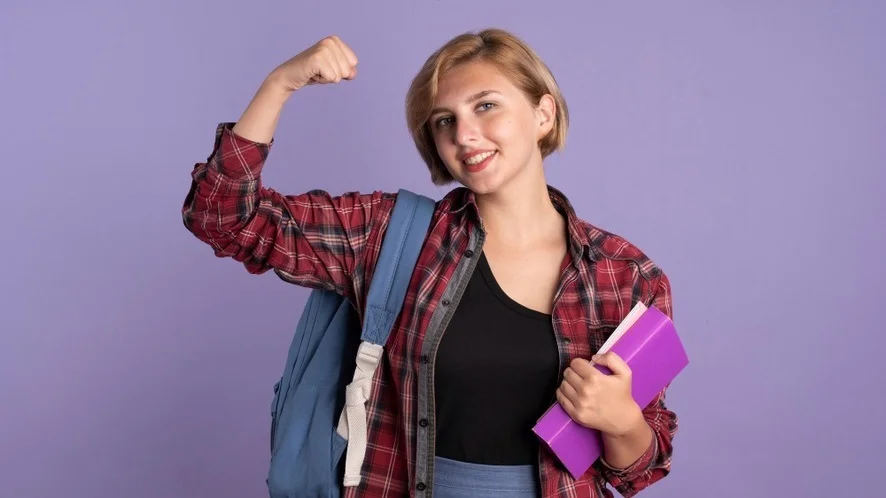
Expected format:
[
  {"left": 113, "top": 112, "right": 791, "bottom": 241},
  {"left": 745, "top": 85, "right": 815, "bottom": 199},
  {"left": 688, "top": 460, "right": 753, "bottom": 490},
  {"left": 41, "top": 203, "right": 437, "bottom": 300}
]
[
  {"left": 420, "top": 355, "right": 429, "bottom": 364},
  {"left": 464, "top": 249, "right": 474, "bottom": 258},
  {"left": 442, "top": 299, "right": 451, "bottom": 306},
  {"left": 563, "top": 337, "right": 571, "bottom": 345},
  {"left": 417, "top": 482, "right": 427, "bottom": 491},
  {"left": 419, "top": 418, "right": 429, "bottom": 427}
]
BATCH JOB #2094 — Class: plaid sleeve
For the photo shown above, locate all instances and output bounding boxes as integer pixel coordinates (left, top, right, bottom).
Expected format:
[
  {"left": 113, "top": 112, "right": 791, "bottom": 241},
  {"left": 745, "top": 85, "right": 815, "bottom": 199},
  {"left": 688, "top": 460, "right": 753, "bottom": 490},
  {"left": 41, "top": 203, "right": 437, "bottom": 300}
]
[
  {"left": 597, "top": 272, "right": 679, "bottom": 497},
  {"left": 182, "top": 122, "right": 393, "bottom": 301}
]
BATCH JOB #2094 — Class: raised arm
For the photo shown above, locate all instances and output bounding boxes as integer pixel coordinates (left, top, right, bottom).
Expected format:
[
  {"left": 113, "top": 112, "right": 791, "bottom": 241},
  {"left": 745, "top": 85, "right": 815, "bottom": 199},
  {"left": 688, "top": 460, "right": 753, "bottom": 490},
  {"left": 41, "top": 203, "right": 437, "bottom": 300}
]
[
  {"left": 230, "top": 35, "right": 359, "bottom": 144},
  {"left": 182, "top": 36, "right": 393, "bottom": 301}
]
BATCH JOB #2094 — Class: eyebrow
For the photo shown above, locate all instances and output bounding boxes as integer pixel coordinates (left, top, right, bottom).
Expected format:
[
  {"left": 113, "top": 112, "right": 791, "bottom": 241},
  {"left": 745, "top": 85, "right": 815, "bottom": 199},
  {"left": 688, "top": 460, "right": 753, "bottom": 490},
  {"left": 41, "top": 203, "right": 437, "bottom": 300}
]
[{"left": 430, "top": 89, "right": 502, "bottom": 116}]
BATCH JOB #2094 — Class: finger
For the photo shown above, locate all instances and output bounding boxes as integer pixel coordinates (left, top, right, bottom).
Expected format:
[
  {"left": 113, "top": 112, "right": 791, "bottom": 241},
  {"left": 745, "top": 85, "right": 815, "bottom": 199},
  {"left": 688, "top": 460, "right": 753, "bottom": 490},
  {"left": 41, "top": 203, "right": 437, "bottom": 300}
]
[
  {"left": 592, "top": 352, "right": 631, "bottom": 377},
  {"left": 328, "top": 42, "right": 352, "bottom": 80},
  {"left": 569, "top": 357, "right": 595, "bottom": 379},
  {"left": 317, "top": 52, "right": 342, "bottom": 83},
  {"left": 562, "top": 367, "right": 587, "bottom": 390},
  {"left": 323, "top": 36, "right": 353, "bottom": 79},
  {"left": 556, "top": 388, "right": 577, "bottom": 417},
  {"left": 558, "top": 379, "right": 581, "bottom": 403},
  {"left": 329, "top": 51, "right": 346, "bottom": 82},
  {"left": 332, "top": 35, "right": 359, "bottom": 68}
]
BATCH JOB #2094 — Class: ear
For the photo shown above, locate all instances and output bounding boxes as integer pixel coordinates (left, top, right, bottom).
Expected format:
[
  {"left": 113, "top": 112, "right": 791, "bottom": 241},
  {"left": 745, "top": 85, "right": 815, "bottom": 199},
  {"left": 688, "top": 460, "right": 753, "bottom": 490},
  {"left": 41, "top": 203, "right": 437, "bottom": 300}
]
[{"left": 535, "top": 94, "right": 556, "bottom": 140}]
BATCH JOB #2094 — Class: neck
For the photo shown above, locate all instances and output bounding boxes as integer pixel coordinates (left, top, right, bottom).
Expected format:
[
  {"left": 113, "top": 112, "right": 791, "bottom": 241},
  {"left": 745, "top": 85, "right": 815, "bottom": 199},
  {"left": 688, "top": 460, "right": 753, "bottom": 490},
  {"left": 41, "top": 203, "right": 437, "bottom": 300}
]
[{"left": 474, "top": 163, "right": 564, "bottom": 248}]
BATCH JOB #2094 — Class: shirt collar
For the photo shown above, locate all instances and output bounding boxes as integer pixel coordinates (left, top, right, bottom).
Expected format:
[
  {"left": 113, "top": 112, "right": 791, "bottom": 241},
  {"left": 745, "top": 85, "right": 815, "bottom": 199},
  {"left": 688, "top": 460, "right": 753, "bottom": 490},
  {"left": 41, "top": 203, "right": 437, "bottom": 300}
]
[{"left": 441, "top": 185, "right": 595, "bottom": 265}]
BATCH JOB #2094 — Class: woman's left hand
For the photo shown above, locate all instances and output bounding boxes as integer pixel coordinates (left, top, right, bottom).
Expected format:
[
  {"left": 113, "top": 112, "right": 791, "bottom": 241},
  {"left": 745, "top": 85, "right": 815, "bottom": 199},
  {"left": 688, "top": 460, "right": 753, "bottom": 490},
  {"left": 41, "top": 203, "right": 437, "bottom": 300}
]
[{"left": 555, "top": 352, "right": 643, "bottom": 437}]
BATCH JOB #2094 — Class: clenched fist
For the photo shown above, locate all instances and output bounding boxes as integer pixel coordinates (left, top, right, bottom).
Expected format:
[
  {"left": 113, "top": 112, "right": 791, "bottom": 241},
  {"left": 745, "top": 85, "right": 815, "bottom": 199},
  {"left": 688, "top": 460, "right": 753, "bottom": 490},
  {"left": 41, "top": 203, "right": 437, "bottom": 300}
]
[
  {"left": 555, "top": 352, "right": 644, "bottom": 437},
  {"left": 269, "top": 35, "right": 359, "bottom": 93}
]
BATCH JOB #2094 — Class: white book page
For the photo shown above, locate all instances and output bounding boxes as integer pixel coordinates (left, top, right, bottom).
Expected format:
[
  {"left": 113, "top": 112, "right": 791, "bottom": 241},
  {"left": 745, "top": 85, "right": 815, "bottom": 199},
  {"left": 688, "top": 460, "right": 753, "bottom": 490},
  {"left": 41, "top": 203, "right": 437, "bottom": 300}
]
[{"left": 596, "top": 301, "right": 648, "bottom": 354}]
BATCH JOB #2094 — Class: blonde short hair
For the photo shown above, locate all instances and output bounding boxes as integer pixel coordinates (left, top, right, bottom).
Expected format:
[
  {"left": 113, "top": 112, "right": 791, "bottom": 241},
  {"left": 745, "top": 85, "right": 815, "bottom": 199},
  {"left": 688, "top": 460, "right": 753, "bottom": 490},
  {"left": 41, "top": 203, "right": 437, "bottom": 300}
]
[{"left": 405, "top": 28, "right": 569, "bottom": 185}]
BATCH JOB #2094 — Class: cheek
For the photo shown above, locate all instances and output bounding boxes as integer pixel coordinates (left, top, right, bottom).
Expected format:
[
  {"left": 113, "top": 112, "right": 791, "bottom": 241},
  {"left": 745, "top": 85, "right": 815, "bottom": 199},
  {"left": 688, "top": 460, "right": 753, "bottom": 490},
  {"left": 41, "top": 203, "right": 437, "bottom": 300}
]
[
  {"left": 431, "top": 135, "right": 461, "bottom": 174},
  {"left": 433, "top": 136, "right": 456, "bottom": 161},
  {"left": 488, "top": 109, "right": 537, "bottom": 147},
  {"left": 483, "top": 115, "right": 517, "bottom": 146}
]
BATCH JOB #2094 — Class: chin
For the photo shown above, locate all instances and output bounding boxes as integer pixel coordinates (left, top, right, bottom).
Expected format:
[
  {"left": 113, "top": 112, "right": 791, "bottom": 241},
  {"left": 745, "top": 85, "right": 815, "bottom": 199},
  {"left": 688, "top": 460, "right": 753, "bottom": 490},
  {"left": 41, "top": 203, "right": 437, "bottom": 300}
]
[
  {"left": 447, "top": 156, "right": 516, "bottom": 195},
  {"left": 455, "top": 172, "right": 506, "bottom": 196}
]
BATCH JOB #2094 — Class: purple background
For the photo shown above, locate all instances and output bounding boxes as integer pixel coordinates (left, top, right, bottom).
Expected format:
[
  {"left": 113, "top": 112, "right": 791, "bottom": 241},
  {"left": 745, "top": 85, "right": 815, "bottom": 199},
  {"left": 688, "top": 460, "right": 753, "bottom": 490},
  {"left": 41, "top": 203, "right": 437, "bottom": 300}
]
[{"left": 2, "top": 1, "right": 884, "bottom": 497}]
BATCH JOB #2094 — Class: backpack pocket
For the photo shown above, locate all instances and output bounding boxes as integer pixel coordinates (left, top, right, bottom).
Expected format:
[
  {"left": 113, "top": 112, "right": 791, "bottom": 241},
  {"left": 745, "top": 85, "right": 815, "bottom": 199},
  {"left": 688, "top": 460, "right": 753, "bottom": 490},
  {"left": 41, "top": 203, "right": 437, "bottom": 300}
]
[{"left": 267, "top": 383, "right": 348, "bottom": 498}]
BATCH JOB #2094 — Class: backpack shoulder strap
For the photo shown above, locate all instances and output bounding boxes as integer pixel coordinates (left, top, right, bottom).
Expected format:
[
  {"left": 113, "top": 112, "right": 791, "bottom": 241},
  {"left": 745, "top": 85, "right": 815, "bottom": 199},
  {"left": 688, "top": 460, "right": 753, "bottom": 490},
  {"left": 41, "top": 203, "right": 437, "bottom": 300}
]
[
  {"left": 361, "top": 188, "right": 435, "bottom": 345},
  {"left": 339, "top": 188, "right": 435, "bottom": 487}
]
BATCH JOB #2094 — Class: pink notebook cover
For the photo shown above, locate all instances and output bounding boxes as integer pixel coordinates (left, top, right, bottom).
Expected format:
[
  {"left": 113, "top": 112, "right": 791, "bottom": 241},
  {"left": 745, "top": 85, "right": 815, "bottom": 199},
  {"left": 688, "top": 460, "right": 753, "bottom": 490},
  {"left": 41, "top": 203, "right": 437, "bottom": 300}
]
[{"left": 531, "top": 305, "right": 688, "bottom": 479}]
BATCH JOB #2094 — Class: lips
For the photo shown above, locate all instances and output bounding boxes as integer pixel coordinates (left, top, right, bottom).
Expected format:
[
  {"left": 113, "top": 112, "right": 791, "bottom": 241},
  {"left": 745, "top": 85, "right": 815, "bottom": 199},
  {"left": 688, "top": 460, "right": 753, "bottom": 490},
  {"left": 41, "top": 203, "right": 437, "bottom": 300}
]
[
  {"left": 461, "top": 150, "right": 496, "bottom": 166},
  {"left": 460, "top": 150, "right": 497, "bottom": 173}
]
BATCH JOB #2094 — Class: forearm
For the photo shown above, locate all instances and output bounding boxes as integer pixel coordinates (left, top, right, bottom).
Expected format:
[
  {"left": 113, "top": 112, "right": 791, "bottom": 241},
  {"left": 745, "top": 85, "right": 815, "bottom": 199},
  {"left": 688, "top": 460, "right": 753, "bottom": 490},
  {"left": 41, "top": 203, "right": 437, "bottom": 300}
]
[
  {"left": 601, "top": 403, "right": 654, "bottom": 469},
  {"left": 232, "top": 73, "right": 292, "bottom": 144}
]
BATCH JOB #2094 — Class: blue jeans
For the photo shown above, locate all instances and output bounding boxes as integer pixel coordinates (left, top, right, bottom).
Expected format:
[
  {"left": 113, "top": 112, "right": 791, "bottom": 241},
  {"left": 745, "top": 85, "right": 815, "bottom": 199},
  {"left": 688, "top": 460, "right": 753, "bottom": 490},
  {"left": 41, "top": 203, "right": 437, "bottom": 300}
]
[{"left": 431, "top": 456, "right": 540, "bottom": 498}]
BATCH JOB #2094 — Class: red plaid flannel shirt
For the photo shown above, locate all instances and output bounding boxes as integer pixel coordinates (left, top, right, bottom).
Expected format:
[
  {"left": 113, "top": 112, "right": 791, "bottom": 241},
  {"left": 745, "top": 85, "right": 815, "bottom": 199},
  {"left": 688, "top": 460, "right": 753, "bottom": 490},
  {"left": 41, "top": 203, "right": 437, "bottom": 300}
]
[{"left": 182, "top": 123, "right": 678, "bottom": 498}]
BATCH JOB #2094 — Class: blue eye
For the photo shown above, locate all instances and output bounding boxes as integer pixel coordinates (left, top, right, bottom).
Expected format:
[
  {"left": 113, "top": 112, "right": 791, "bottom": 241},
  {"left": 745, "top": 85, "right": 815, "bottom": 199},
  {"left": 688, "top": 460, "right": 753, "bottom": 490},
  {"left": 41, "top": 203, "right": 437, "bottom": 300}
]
[{"left": 478, "top": 102, "right": 496, "bottom": 111}]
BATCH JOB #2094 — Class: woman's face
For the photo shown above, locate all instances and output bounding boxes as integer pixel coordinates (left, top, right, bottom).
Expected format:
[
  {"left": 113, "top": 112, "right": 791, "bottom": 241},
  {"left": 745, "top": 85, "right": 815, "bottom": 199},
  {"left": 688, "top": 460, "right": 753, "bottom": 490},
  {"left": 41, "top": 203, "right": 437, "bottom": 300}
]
[{"left": 429, "top": 60, "right": 555, "bottom": 195}]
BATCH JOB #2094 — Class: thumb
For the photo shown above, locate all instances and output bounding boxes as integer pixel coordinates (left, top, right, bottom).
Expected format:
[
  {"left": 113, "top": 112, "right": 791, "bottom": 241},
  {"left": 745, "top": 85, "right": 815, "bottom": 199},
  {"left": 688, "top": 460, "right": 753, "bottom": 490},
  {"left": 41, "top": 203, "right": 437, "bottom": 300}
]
[{"left": 592, "top": 352, "right": 631, "bottom": 377}]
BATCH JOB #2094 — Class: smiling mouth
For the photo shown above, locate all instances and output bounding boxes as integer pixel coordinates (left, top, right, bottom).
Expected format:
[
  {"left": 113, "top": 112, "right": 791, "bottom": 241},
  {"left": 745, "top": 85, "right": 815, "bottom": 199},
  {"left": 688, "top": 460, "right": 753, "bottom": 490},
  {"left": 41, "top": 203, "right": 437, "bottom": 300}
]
[
  {"left": 461, "top": 150, "right": 497, "bottom": 173},
  {"left": 462, "top": 150, "right": 496, "bottom": 166}
]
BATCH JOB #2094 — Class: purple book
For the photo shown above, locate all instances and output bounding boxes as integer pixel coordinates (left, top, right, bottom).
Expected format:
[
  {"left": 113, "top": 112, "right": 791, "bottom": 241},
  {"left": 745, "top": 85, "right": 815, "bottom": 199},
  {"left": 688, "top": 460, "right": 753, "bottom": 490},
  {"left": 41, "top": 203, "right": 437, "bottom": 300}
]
[{"left": 532, "top": 303, "right": 689, "bottom": 479}]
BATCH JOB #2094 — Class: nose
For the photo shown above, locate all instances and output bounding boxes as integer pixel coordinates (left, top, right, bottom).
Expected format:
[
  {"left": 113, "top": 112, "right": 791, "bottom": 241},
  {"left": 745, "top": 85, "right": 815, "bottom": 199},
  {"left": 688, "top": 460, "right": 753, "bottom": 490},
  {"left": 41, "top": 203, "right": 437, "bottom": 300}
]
[{"left": 453, "top": 117, "right": 479, "bottom": 146}]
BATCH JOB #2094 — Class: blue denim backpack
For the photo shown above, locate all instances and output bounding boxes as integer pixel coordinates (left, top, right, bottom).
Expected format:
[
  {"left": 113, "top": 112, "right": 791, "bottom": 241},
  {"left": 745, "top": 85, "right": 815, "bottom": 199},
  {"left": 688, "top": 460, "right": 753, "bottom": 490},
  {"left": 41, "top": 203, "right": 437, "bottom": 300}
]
[{"left": 266, "top": 189, "right": 435, "bottom": 498}]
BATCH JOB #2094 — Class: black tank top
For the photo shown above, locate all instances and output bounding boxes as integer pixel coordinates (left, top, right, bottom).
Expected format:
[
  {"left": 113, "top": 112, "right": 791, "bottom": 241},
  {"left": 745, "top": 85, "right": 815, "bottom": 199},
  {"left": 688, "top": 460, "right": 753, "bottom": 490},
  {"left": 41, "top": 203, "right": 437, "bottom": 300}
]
[{"left": 433, "top": 251, "right": 561, "bottom": 465}]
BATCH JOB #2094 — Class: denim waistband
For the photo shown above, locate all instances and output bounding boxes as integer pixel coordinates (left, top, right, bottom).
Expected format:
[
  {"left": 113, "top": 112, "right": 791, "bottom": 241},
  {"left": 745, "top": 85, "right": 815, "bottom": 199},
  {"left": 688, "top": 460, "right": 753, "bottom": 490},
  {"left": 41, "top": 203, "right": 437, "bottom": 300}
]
[{"left": 431, "top": 456, "right": 539, "bottom": 498}]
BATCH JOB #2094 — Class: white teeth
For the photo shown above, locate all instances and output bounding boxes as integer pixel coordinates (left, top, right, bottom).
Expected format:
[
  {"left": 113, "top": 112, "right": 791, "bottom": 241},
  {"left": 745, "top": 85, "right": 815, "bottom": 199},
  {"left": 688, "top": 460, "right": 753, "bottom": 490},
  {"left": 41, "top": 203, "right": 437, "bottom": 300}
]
[{"left": 464, "top": 151, "right": 495, "bottom": 165}]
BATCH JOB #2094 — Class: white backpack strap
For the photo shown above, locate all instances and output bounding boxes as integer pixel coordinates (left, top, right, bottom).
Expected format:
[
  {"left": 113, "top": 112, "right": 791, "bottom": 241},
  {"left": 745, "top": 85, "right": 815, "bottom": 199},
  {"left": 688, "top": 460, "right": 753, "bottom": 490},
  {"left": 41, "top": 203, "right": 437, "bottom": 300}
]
[{"left": 336, "top": 342, "right": 383, "bottom": 486}]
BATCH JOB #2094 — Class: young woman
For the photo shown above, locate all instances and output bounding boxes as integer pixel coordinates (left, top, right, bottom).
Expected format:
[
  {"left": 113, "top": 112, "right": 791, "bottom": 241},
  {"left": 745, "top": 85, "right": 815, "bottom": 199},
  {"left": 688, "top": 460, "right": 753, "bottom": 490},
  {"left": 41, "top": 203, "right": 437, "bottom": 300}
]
[{"left": 183, "top": 29, "right": 677, "bottom": 498}]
